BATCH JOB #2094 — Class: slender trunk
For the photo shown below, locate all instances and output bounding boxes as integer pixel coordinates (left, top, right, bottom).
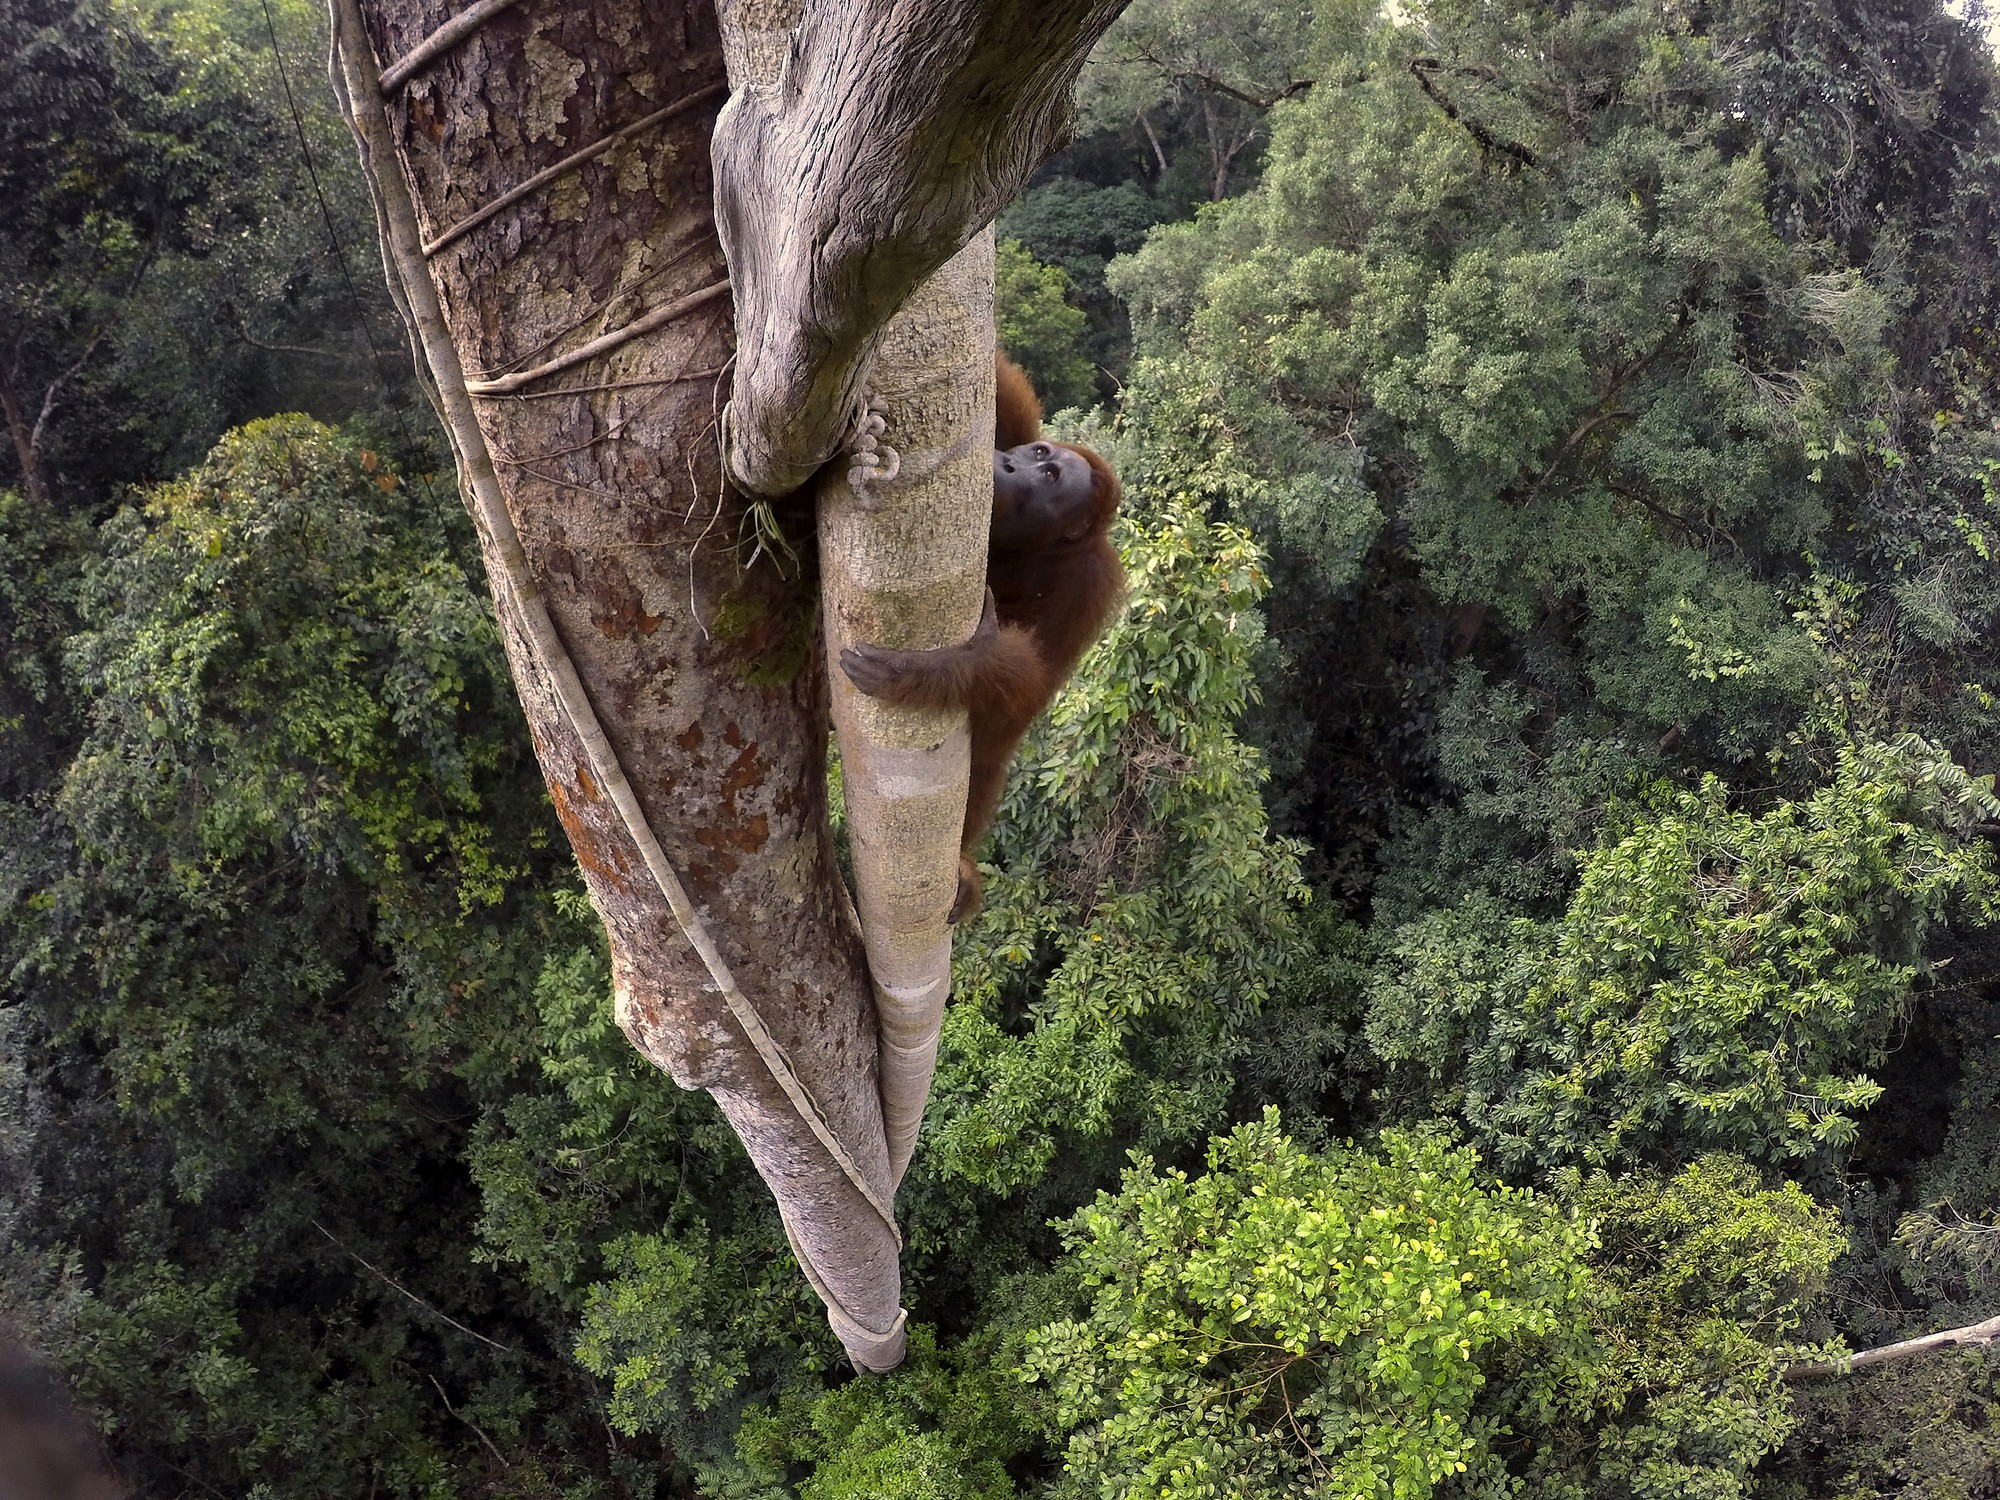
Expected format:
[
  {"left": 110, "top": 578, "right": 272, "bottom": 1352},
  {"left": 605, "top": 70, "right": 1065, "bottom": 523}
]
[
  {"left": 1137, "top": 108, "right": 1169, "bottom": 182},
  {"left": 1205, "top": 94, "right": 1228, "bottom": 201},
  {"left": 711, "top": 0, "right": 997, "bottom": 1200},
  {"left": 818, "top": 232, "right": 994, "bottom": 1187},
  {"left": 0, "top": 369, "right": 51, "bottom": 506},
  {"left": 710, "top": 0, "right": 1127, "bottom": 1190},
  {"left": 329, "top": 0, "right": 904, "bottom": 1368}
]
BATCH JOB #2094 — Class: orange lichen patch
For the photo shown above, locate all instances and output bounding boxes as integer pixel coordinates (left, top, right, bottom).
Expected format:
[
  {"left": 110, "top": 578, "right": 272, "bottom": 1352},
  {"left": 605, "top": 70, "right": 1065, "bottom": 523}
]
[
  {"left": 676, "top": 721, "right": 704, "bottom": 752},
  {"left": 718, "top": 736, "right": 763, "bottom": 819},
  {"left": 573, "top": 759, "right": 599, "bottom": 799},
  {"left": 409, "top": 94, "right": 445, "bottom": 144},
  {"left": 691, "top": 812, "right": 770, "bottom": 869},
  {"left": 593, "top": 591, "right": 664, "bottom": 639},
  {"left": 565, "top": 548, "right": 663, "bottom": 640},
  {"left": 548, "top": 776, "right": 633, "bottom": 889}
]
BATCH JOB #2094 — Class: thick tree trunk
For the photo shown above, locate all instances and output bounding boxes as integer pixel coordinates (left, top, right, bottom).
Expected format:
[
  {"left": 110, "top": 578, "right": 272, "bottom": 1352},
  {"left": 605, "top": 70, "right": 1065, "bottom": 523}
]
[
  {"left": 328, "top": 0, "right": 906, "bottom": 1369},
  {"left": 333, "top": 0, "right": 1132, "bottom": 1379}
]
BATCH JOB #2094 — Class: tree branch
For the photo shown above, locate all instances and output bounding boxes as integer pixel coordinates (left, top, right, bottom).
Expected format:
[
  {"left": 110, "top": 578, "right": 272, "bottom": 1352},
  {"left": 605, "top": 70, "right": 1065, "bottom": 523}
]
[
  {"left": 712, "top": 0, "right": 1129, "bottom": 496},
  {"left": 27, "top": 331, "right": 105, "bottom": 470},
  {"left": 1783, "top": 1313, "right": 2000, "bottom": 1381},
  {"left": 1174, "top": 67, "right": 1315, "bottom": 111},
  {"left": 1137, "top": 107, "right": 1169, "bottom": 179},
  {"left": 1408, "top": 57, "right": 1540, "bottom": 169}
]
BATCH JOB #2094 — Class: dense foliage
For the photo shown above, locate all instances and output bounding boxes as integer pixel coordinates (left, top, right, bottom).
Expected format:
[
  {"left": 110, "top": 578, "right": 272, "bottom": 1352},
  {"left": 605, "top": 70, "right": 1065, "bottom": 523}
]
[
  {"left": 1025, "top": 1114, "right": 1593, "bottom": 1500},
  {"left": 10, "top": 0, "right": 2000, "bottom": 1495}
]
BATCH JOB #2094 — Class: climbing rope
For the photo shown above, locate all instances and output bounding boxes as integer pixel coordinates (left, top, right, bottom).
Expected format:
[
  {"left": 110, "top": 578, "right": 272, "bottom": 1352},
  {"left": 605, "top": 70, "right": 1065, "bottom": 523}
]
[
  {"left": 377, "top": 0, "right": 526, "bottom": 94},
  {"left": 423, "top": 83, "right": 728, "bottom": 257}
]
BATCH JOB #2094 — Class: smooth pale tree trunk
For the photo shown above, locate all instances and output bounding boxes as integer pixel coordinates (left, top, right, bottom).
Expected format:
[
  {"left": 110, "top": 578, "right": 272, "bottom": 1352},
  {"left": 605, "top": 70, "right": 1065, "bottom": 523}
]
[
  {"left": 818, "top": 236, "right": 995, "bottom": 1186},
  {"left": 712, "top": 0, "right": 999, "bottom": 1193},
  {"left": 331, "top": 0, "right": 1127, "bottom": 1374},
  {"left": 711, "top": 0, "right": 1119, "bottom": 1189}
]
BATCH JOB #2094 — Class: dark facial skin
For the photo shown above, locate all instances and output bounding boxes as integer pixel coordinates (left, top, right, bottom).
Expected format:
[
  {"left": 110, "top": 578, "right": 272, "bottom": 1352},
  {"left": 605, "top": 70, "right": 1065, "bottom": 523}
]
[{"left": 992, "top": 441, "right": 1095, "bottom": 551}]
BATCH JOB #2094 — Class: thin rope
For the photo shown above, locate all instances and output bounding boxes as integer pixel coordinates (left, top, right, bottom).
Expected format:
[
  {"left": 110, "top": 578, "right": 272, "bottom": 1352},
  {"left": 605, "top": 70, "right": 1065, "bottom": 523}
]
[
  {"left": 467, "top": 233, "right": 716, "bottom": 380},
  {"left": 423, "top": 84, "right": 728, "bottom": 257},
  {"left": 378, "top": 0, "right": 525, "bottom": 94},
  {"left": 465, "top": 281, "right": 731, "bottom": 395},
  {"left": 478, "top": 366, "right": 729, "bottom": 402},
  {"left": 328, "top": 0, "right": 901, "bottom": 1248}
]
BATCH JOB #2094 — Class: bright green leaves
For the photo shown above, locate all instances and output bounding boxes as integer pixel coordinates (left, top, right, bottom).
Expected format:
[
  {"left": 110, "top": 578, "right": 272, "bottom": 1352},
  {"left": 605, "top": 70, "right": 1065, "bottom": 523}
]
[
  {"left": 930, "top": 495, "right": 1309, "bottom": 1191},
  {"left": 1368, "top": 737, "right": 2000, "bottom": 1171},
  {"left": 1024, "top": 1112, "right": 1592, "bottom": 1500},
  {"left": 576, "top": 1228, "right": 764, "bottom": 1430},
  {"left": 730, "top": 1323, "right": 1046, "bottom": 1500},
  {"left": 1017, "top": 1130, "right": 1843, "bottom": 1500},
  {"left": 1096, "top": 0, "right": 2000, "bottom": 917}
]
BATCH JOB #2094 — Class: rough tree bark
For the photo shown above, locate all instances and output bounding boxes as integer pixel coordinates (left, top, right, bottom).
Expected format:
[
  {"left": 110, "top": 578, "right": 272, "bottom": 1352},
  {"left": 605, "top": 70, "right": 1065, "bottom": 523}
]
[{"left": 330, "top": 0, "right": 1125, "bottom": 1375}]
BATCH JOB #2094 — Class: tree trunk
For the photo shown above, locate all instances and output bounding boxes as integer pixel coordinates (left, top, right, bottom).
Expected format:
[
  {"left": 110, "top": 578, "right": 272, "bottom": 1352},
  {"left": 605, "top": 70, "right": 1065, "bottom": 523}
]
[
  {"left": 329, "top": 0, "right": 906, "bottom": 1369},
  {"left": 1137, "top": 108, "right": 1170, "bottom": 182},
  {"left": 1, "top": 367, "right": 52, "bottom": 506},
  {"left": 711, "top": 0, "right": 1008, "bottom": 1197},
  {"left": 1204, "top": 94, "right": 1227, "bottom": 201},
  {"left": 819, "top": 232, "right": 994, "bottom": 1186},
  {"left": 711, "top": 0, "right": 1127, "bottom": 1196},
  {"left": 332, "top": 0, "right": 1132, "bottom": 1378}
]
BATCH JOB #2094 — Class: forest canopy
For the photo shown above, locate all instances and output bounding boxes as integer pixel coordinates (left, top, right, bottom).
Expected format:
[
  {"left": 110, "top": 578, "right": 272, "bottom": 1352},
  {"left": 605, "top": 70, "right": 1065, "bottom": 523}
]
[{"left": 8, "top": 0, "right": 2000, "bottom": 1494}]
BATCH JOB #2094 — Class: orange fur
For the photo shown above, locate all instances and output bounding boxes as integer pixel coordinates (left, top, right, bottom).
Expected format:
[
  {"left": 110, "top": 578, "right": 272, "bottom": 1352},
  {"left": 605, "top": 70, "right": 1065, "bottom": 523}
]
[{"left": 995, "top": 349, "right": 1045, "bottom": 449}]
